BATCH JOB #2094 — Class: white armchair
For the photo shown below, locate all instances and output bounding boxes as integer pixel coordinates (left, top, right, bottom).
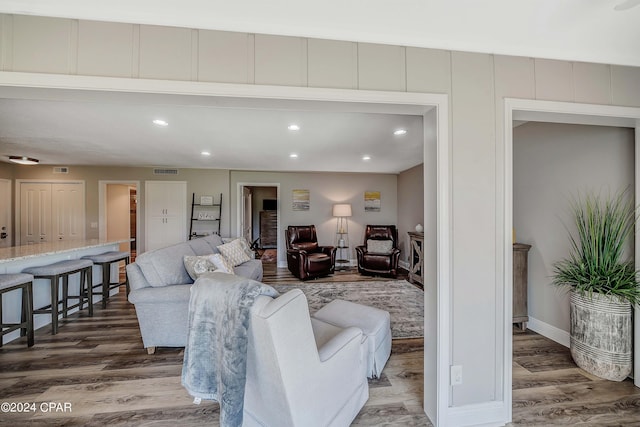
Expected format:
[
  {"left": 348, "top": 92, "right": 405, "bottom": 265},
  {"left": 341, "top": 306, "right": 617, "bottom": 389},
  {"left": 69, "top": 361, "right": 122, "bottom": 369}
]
[{"left": 244, "top": 289, "right": 369, "bottom": 427}]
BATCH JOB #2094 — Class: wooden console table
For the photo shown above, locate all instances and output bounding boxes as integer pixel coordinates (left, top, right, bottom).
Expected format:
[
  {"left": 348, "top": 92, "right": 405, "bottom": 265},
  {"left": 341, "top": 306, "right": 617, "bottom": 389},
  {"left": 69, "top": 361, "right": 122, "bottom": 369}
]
[
  {"left": 513, "top": 243, "right": 531, "bottom": 330},
  {"left": 408, "top": 232, "right": 424, "bottom": 286}
]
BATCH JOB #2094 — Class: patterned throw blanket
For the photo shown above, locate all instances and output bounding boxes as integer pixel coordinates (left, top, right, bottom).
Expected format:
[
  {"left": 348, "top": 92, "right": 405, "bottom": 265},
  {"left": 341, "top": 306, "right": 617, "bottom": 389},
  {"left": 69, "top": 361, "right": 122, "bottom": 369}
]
[{"left": 181, "top": 272, "right": 279, "bottom": 427}]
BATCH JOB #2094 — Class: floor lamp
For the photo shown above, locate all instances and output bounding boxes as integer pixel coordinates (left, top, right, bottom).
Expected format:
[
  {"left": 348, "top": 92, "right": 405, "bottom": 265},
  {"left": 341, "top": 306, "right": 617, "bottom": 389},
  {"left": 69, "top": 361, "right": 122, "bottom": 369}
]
[{"left": 333, "top": 203, "right": 352, "bottom": 269}]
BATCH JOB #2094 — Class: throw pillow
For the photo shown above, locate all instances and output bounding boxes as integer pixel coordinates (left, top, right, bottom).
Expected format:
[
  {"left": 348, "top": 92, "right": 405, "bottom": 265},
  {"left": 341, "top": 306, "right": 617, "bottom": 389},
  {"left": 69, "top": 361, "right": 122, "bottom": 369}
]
[
  {"left": 209, "top": 253, "right": 235, "bottom": 274},
  {"left": 183, "top": 255, "right": 218, "bottom": 280},
  {"left": 218, "top": 238, "right": 252, "bottom": 267},
  {"left": 237, "top": 237, "right": 255, "bottom": 259},
  {"left": 366, "top": 239, "right": 394, "bottom": 254}
]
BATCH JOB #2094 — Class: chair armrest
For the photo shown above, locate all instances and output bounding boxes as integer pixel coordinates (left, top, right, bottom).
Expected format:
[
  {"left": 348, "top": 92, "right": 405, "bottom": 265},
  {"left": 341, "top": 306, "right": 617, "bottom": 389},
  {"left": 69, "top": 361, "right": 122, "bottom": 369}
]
[
  {"left": 355, "top": 245, "right": 366, "bottom": 255},
  {"left": 287, "top": 248, "right": 308, "bottom": 255},
  {"left": 319, "top": 246, "right": 336, "bottom": 256},
  {"left": 317, "top": 326, "right": 363, "bottom": 362}
]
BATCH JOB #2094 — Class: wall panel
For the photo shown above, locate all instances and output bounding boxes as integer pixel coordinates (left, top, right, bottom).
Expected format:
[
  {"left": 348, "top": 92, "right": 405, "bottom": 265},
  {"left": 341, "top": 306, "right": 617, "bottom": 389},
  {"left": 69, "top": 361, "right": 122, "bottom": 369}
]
[
  {"left": 198, "top": 30, "right": 254, "bottom": 84},
  {"left": 78, "top": 20, "right": 134, "bottom": 78},
  {"left": 406, "top": 47, "right": 451, "bottom": 94},
  {"left": 254, "top": 35, "right": 307, "bottom": 86},
  {"left": 611, "top": 65, "right": 640, "bottom": 107},
  {"left": 358, "top": 43, "right": 406, "bottom": 91},
  {"left": 573, "top": 62, "right": 611, "bottom": 105},
  {"left": 11, "top": 15, "right": 72, "bottom": 74},
  {"left": 450, "top": 51, "right": 497, "bottom": 406},
  {"left": 534, "top": 59, "right": 573, "bottom": 102},
  {"left": 307, "top": 39, "right": 357, "bottom": 89},
  {"left": 139, "top": 25, "right": 192, "bottom": 81}
]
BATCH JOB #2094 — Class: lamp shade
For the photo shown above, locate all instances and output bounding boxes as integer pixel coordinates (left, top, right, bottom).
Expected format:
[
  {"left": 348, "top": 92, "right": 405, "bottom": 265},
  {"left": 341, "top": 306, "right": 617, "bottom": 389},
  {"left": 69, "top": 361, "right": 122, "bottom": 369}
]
[{"left": 333, "top": 203, "right": 352, "bottom": 217}]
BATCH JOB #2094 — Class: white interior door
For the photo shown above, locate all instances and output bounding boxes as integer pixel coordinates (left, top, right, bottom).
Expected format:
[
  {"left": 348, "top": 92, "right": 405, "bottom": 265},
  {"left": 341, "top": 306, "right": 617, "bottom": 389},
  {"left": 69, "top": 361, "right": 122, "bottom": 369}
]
[
  {"left": 20, "top": 182, "right": 51, "bottom": 245},
  {"left": 51, "top": 183, "right": 85, "bottom": 241},
  {"left": 0, "top": 179, "right": 11, "bottom": 248}
]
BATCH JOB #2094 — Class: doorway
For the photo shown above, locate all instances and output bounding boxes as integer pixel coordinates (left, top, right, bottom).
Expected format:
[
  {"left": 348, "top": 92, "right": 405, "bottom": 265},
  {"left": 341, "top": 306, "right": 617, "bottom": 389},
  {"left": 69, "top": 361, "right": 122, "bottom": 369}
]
[
  {"left": 504, "top": 99, "right": 640, "bottom": 420},
  {"left": 239, "top": 184, "right": 279, "bottom": 263},
  {"left": 99, "top": 180, "right": 140, "bottom": 256}
]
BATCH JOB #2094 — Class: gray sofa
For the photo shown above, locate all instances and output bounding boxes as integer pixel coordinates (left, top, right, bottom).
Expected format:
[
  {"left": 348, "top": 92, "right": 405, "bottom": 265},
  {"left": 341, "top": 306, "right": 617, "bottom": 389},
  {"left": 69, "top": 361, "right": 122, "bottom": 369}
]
[{"left": 126, "top": 234, "right": 263, "bottom": 353}]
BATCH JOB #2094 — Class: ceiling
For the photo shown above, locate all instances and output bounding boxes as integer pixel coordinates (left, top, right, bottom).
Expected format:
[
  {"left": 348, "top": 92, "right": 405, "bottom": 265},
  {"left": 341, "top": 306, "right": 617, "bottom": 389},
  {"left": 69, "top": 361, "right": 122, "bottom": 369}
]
[
  {"left": 0, "top": 89, "right": 426, "bottom": 173},
  {"left": 0, "top": 0, "right": 637, "bottom": 172}
]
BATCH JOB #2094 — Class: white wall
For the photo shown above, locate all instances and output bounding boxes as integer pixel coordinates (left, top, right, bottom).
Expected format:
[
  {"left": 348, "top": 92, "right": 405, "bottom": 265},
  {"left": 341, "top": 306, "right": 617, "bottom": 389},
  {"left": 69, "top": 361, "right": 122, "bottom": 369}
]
[{"left": 513, "top": 122, "right": 635, "bottom": 332}]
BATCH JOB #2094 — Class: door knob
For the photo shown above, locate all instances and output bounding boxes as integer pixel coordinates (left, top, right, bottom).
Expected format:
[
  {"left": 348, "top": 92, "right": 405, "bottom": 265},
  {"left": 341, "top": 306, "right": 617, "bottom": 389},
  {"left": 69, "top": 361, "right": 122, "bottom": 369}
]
[{"left": 0, "top": 232, "right": 6, "bottom": 239}]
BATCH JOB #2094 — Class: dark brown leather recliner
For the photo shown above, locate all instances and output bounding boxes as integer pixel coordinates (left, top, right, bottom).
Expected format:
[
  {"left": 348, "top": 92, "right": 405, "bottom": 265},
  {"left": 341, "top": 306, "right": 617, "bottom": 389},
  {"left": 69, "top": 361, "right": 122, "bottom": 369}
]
[
  {"left": 285, "top": 225, "right": 336, "bottom": 280},
  {"left": 356, "top": 225, "right": 401, "bottom": 277}
]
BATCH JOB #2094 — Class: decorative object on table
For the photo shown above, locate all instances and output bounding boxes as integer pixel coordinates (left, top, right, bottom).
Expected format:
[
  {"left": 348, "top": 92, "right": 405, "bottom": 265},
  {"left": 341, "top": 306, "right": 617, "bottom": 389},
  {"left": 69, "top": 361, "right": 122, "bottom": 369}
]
[
  {"left": 333, "top": 203, "right": 352, "bottom": 270},
  {"left": 364, "top": 191, "right": 381, "bottom": 212},
  {"left": 551, "top": 188, "right": 639, "bottom": 381},
  {"left": 285, "top": 225, "right": 336, "bottom": 280},
  {"left": 355, "top": 225, "right": 401, "bottom": 277},
  {"left": 292, "top": 189, "right": 310, "bottom": 211},
  {"left": 415, "top": 223, "right": 424, "bottom": 232},
  {"left": 199, "top": 195, "right": 213, "bottom": 205}
]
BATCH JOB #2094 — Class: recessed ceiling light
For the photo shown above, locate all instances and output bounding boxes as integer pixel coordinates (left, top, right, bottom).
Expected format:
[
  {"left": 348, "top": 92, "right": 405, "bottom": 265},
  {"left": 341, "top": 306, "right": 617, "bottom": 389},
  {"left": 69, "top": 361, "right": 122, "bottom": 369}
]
[
  {"left": 393, "top": 129, "right": 407, "bottom": 136},
  {"left": 289, "top": 153, "right": 298, "bottom": 158},
  {"left": 8, "top": 156, "right": 39, "bottom": 165},
  {"left": 153, "top": 119, "right": 168, "bottom": 126},
  {"left": 201, "top": 151, "right": 211, "bottom": 156},
  {"left": 362, "top": 155, "right": 371, "bottom": 161},
  {"left": 288, "top": 124, "right": 300, "bottom": 131}
]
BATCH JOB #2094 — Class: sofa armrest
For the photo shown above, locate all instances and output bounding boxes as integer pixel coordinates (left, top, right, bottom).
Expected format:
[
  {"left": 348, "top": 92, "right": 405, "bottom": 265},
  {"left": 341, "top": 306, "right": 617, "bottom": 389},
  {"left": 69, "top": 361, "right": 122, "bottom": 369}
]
[
  {"left": 317, "top": 326, "right": 363, "bottom": 362},
  {"left": 126, "top": 262, "right": 152, "bottom": 292}
]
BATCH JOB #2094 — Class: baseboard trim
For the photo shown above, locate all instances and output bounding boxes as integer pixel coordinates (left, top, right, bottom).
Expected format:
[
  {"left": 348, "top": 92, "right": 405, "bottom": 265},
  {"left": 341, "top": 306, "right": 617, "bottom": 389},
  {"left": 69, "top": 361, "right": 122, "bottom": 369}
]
[
  {"left": 447, "top": 401, "right": 508, "bottom": 427},
  {"left": 399, "top": 260, "right": 410, "bottom": 270},
  {"left": 527, "top": 316, "right": 570, "bottom": 348}
]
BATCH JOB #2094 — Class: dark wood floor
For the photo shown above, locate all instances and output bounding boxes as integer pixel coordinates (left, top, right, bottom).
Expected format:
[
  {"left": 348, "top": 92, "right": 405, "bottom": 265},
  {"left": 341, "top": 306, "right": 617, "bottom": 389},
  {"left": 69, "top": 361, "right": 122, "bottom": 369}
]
[{"left": 0, "top": 264, "right": 638, "bottom": 426}]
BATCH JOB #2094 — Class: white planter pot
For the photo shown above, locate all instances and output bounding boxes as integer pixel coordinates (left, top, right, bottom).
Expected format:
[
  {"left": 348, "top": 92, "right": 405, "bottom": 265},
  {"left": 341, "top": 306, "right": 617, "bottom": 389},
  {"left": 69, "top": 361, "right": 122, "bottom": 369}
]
[{"left": 569, "top": 289, "right": 632, "bottom": 381}]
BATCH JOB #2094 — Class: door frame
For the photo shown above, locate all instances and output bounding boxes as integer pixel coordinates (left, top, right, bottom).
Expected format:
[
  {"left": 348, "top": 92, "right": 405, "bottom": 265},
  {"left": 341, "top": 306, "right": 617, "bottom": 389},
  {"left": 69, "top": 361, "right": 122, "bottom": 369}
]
[
  {"left": 98, "top": 180, "right": 140, "bottom": 251},
  {"left": 0, "top": 178, "right": 11, "bottom": 248},
  {"left": 0, "top": 73, "right": 451, "bottom": 426},
  {"left": 503, "top": 98, "right": 640, "bottom": 420},
  {"left": 237, "top": 182, "right": 281, "bottom": 264}
]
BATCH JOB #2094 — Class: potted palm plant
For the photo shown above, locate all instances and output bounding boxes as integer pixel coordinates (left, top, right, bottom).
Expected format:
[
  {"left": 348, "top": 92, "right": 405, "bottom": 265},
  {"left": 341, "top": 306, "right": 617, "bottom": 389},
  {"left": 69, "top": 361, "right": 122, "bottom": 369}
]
[{"left": 552, "top": 188, "right": 640, "bottom": 381}]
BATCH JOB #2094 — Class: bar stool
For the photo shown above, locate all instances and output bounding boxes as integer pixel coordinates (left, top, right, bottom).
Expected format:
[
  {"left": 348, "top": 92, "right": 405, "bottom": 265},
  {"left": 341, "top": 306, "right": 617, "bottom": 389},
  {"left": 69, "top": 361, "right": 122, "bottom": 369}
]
[
  {"left": 82, "top": 251, "right": 130, "bottom": 308},
  {"left": 23, "top": 259, "right": 93, "bottom": 335},
  {"left": 0, "top": 273, "right": 34, "bottom": 347}
]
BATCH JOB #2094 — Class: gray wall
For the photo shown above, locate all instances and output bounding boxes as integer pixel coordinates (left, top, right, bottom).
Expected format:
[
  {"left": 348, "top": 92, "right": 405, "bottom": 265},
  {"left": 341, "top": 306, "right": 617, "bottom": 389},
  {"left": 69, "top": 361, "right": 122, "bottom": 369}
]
[
  {"left": 0, "top": 12, "right": 639, "bottom": 414},
  {"left": 513, "top": 122, "right": 635, "bottom": 332}
]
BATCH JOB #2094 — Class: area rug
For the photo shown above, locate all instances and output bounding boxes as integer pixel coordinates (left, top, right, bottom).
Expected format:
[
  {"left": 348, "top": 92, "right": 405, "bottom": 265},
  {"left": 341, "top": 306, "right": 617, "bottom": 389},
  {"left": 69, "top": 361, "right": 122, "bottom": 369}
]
[{"left": 273, "top": 280, "right": 424, "bottom": 339}]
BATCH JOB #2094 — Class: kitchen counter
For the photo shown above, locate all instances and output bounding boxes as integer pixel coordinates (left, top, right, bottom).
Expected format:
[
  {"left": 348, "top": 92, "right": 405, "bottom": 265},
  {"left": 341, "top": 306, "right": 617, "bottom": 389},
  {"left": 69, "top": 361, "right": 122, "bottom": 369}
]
[
  {"left": 0, "top": 239, "right": 130, "bottom": 264},
  {"left": 0, "top": 238, "right": 130, "bottom": 345}
]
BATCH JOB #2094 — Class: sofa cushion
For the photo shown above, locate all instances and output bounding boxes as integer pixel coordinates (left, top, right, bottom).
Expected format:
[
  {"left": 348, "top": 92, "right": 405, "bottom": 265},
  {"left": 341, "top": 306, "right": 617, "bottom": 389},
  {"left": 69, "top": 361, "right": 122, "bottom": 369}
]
[
  {"left": 188, "top": 238, "right": 214, "bottom": 256},
  {"left": 203, "top": 234, "right": 224, "bottom": 253},
  {"left": 234, "top": 259, "right": 263, "bottom": 281},
  {"left": 209, "top": 253, "right": 235, "bottom": 274},
  {"left": 184, "top": 255, "right": 218, "bottom": 280},
  {"left": 136, "top": 243, "right": 196, "bottom": 287},
  {"left": 218, "top": 238, "right": 252, "bottom": 267}
]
